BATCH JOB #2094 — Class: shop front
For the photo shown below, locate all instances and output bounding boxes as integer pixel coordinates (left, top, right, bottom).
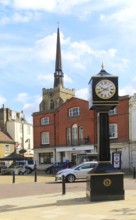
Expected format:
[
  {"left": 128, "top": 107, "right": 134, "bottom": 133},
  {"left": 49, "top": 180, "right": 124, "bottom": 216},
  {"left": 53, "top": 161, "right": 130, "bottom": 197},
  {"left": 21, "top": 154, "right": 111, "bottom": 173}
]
[{"left": 56, "top": 145, "right": 97, "bottom": 164}]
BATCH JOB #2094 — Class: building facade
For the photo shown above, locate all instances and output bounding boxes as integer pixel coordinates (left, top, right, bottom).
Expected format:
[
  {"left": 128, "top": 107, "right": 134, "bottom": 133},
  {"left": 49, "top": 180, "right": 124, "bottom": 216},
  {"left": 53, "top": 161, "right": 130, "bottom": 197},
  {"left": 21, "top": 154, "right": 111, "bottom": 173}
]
[
  {"left": 109, "top": 95, "right": 129, "bottom": 169},
  {"left": 33, "top": 97, "right": 97, "bottom": 169},
  {"left": 129, "top": 93, "right": 136, "bottom": 169},
  {"left": 0, "top": 107, "right": 34, "bottom": 158},
  {"left": 0, "top": 130, "right": 15, "bottom": 158},
  {"left": 0, "top": 130, "right": 15, "bottom": 167}
]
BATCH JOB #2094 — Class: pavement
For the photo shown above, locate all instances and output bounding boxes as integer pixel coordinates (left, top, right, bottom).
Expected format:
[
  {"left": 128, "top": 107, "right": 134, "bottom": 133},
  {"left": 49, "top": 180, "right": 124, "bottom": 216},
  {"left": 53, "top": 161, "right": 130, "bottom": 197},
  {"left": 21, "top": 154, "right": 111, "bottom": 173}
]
[{"left": 0, "top": 175, "right": 136, "bottom": 220}]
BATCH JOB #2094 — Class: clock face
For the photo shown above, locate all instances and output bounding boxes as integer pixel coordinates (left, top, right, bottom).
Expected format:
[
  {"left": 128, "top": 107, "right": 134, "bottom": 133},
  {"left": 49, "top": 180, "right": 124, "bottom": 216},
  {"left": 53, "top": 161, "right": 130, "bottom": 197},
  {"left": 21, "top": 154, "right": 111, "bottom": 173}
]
[{"left": 95, "top": 79, "right": 116, "bottom": 99}]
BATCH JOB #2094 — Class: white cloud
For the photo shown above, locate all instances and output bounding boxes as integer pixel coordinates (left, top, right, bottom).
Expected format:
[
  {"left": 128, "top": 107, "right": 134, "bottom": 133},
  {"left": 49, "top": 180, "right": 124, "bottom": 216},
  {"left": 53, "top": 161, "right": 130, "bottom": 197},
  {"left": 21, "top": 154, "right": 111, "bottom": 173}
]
[
  {"left": 34, "top": 32, "right": 56, "bottom": 63},
  {"left": 0, "top": 0, "right": 10, "bottom": 5},
  {"left": 0, "top": 16, "right": 10, "bottom": 25},
  {"left": 0, "top": 46, "right": 32, "bottom": 67},
  {"left": 75, "top": 88, "right": 88, "bottom": 101},
  {"left": 23, "top": 95, "right": 42, "bottom": 123},
  {"left": 1, "top": 0, "right": 135, "bottom": 28},
  {"left": 13, "top": 0, "right": 56, "bottom": 11},
  {"left": 119, "top": 77, "right": 136, "bottom": 96},
  {"left": 12, "top": 0, "right": 91, "bottom": 14},
  {"left": 0, "top": 12, "right": 41, "bottom": 25},
  {"left": 13, "top": 12, "right": 33, "bottom": 23},
  {"left": 15, "top": 30, "right": 128, "bottom": 79},
  {"left": 37, "top": 72, "right": 72, "bottom": 87},
  {"left": 64, "top": 74, "right": 73, "bottom": 83},
  {"left": 15, "top": 93, "right": 29, "bottom": 103},
  {"left": 100, "top": 2, "right": 136, "bottom": 30},
  {"left": 37, "top": 73, "right": 53, "bottom": 81}
]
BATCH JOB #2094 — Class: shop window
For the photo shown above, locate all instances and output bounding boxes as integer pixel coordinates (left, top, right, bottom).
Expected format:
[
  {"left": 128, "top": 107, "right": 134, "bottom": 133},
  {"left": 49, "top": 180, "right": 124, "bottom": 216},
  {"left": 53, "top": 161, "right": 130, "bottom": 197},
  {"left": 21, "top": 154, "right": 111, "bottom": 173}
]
[{"left": 39, "top": 152, "right": 53, "bottom": 164}]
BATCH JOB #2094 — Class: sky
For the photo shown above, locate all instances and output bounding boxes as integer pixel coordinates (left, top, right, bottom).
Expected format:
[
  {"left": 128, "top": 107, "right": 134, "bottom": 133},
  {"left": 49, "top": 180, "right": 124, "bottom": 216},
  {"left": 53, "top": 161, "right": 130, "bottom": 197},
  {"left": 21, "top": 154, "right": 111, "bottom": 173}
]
[{"left": 0, "top": 0, "right": 136, "bottom": 123}]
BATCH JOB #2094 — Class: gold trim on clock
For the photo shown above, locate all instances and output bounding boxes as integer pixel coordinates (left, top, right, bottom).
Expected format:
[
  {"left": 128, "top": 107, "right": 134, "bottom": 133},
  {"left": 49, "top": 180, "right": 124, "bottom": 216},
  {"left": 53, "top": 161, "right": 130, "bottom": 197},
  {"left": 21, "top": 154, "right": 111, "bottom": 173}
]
[
  {"left": 103, "top": 178, "right": 112, "bottom": 187},
  {"left": 95, "top": 79, "right": 116, "bottom": 99}
]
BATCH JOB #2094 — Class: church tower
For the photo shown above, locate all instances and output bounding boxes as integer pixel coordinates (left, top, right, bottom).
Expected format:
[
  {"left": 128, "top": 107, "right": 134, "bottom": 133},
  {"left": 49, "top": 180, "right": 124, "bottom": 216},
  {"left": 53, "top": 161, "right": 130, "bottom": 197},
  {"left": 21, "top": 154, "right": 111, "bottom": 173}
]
[{"left": 40, "top": 28, "right": 75, "bottom": 112}]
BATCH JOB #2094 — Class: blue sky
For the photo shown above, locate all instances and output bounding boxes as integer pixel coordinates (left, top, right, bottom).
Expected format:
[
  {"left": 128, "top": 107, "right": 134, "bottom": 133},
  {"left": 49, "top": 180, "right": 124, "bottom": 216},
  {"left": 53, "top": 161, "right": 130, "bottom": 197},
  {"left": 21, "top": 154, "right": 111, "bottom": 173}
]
[{"left": 0, "top": 0, "right": 136, "bottom": 122}]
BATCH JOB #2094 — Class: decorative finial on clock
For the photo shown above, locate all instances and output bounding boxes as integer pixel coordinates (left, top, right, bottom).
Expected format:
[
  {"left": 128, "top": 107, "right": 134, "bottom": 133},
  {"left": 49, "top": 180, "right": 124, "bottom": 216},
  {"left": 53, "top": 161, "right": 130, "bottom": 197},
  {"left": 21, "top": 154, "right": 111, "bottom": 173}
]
[{"left": 101, "top": 63, "right": 104, "bottom": 70}]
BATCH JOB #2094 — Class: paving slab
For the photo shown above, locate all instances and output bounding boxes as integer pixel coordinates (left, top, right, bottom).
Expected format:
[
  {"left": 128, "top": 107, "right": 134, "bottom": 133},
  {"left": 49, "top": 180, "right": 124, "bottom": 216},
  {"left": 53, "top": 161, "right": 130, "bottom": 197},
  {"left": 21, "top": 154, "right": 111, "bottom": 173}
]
[{"left": 0, "top": 190, "right": 136, "bottom": 220}]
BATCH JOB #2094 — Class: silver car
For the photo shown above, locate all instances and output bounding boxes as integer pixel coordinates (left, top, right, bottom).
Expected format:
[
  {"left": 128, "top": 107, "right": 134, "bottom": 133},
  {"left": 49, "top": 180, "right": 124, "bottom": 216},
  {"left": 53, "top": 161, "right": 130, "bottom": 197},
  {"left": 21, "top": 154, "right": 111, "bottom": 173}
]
[{"left": 55, "top": 161, "right": 98, "bottom": 183}]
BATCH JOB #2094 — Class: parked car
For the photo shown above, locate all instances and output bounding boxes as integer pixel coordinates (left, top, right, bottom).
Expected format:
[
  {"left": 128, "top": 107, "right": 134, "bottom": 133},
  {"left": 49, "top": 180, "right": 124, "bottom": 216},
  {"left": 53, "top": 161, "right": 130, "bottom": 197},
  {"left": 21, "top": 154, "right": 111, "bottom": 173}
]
[
  {"left": 13, "top": 160, "right": 36, "bottom": 174},
  {"left": 55, "top": 161, "right": 98, "bottom": 182},
  {"left": 0, "top": 162, "right": 6, "bottom": 173},
  {"left": 1, "top": 164, "right": 24, "bottom": 175},
  {"left": 1, "top": 160, "right": 36, "bottom": 175},
  {"left": 45, "top": 161, "right": 74, "bottom": 174}
]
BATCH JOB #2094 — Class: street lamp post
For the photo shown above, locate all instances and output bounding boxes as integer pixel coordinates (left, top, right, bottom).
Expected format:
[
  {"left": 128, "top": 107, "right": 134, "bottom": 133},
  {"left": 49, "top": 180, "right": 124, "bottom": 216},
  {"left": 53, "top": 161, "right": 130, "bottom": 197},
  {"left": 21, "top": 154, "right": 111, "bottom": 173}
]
[
  {"left": 22, "top": 118, "right": 24, "bottom": 155},
  {"left": 19, "top": 117, "right": 26, "bottom": 156}
]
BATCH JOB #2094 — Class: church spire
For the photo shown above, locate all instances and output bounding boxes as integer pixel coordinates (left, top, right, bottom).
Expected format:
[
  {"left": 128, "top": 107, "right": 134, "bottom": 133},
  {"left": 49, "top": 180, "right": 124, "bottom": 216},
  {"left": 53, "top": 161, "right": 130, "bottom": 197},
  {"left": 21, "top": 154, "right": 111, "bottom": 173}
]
[{"left": 54, "top": 27, "right": 64, "bottom": 88}]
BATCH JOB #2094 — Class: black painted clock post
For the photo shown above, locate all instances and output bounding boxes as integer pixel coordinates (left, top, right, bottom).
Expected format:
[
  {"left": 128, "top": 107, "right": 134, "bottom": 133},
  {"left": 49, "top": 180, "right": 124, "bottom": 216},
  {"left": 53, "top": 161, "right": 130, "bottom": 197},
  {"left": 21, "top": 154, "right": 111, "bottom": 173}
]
[{"left": 86, "top": 65, "right": 124, "bottom": 201}]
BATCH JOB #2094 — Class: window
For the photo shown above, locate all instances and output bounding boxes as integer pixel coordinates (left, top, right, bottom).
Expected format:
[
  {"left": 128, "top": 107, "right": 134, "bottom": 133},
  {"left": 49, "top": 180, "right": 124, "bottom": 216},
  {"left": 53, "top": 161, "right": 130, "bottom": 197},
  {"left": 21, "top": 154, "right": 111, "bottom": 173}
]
[
  {"left": 41, "top": 117, "right": 49, "bottom": 125},
  {"left": 67, "top": 128, "right": 71, "bottom": 146},
  {"left": 69, "top": 107, "right": 80, "bottom": 117},
  {"left": 39, "top": 152, "right": 53, "bottom": 164},
  {"left": 41, "top": 132, "right": 49, "bottom": 144},
  {"left": 27, "top": 125, "right": 30, "bottom": 134},
  {"left": 72, "top": 124, "right": 78, "bottom": 145},
  {"left": 5, "top": 145, "right": 10, "bottom": 154},
  {"left": 78, "top": 163, "right": 96, "bottom": 170},
  {"left": 109, "top": 108, "right": 117, "bottom": 115},
  {"left": 79, "top": 126, "right": 83, "bottom": 144},
  {"left": 50, "top": 100, "right": 54, "bottom": 110},
  {"left": 20, "top": 123, "right": 23, "bottom": 133},
  {"left": 11, "top": 111, "right": 16, "bottom": 120},
  {"left": 109, "top": 124, "right": 118, "bottom": 138}
]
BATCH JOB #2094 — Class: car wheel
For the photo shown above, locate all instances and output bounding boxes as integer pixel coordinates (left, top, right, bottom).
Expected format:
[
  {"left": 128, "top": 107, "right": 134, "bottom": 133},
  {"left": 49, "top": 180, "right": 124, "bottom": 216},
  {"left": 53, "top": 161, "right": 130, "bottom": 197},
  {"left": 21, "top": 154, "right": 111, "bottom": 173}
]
[{"left": 66, "top": 174, "right": 75, "bottom": 183}]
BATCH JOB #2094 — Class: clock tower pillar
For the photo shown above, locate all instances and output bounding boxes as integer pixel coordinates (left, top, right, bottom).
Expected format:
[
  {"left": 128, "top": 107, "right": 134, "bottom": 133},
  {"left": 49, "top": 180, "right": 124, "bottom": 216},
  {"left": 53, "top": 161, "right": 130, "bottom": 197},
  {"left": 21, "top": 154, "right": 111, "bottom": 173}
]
[{"left": 86, "top": 65, "right": 124, "bottom": 202}]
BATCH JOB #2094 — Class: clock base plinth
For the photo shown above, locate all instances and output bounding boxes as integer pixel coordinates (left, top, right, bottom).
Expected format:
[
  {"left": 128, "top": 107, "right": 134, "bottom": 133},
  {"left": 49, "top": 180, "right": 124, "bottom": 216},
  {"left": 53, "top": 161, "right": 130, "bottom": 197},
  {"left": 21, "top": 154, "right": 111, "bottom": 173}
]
[{"left": 86, "top": 162, "right": 125, "bottom": 201}]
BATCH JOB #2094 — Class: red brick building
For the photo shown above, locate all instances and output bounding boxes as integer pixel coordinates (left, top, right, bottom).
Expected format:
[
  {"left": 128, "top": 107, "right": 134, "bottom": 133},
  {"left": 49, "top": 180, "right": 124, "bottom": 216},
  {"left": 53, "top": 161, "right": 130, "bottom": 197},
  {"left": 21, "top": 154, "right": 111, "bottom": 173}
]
[
  {"left": 109, "top": 95, "right": 129, "bottom": 169},
  {"left": 32, "top": 28, "right": 129, "bottom": 170},
  {"left": 33, "top": 95, "right": 129, "bottom": 169},
  {"left": 33, "top": 97, "right": 97, "bottom": 168}
]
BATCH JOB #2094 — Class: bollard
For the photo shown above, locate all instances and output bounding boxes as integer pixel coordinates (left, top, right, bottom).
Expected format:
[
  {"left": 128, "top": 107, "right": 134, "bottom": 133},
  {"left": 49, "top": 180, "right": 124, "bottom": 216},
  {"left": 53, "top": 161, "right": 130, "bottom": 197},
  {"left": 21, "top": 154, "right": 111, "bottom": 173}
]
[
  {"left": 62, "top": 175, "right": 66, "bottom": 195},
  {"left": 34, "top": 169, "right": 37, "bottom": 182},
  {"left": 12, "top": 171, "right": 15, "bottom": 183},
  {"left": 133, "top": 167, "right": 136, "bottom": 179}
]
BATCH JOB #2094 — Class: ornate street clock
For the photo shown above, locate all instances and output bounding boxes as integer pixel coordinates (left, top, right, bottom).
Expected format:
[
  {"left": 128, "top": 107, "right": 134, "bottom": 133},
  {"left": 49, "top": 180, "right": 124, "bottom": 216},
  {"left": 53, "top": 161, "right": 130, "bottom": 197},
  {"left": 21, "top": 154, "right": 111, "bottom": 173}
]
[
  {"left": 87, "top": 65, "right": 124, "bottom": 202},
  {"left": 88, "top": 65, "right": 118, "bottom": 111}
]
